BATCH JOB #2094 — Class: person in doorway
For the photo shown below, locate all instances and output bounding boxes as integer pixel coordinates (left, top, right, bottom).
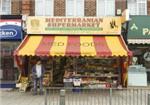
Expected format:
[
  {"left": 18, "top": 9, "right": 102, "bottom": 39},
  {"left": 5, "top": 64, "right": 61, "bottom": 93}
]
[{"left": 32, "top": 59, "right": 45, "bottom": 95}]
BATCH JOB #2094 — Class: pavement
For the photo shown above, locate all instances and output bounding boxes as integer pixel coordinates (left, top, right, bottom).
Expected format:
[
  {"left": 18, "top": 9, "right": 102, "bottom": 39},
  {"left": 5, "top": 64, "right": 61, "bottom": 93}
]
[
  {"left": 0, "top": 89, "right": 45, "bottom": 105},
  {"left": 1, "top": 88, "right": 150, "bottom": 105}
]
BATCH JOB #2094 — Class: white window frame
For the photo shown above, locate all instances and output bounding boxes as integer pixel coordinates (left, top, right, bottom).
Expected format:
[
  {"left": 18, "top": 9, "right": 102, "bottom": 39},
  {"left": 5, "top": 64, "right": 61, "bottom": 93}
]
[
  {"left": 96, "top": 0, "right": 105, "bottom": 16},
  {"left": 66, "top": 0, "right": 84, "bottom": 17},
  {"left": 96, "top": 0, "right": 115, "bottom": 17},
  {"left": 35, "top": 0, "right": 54, "bottom": 16},
  {"left": 0, "top": 0, "right": 11, "bottom": 15},
  {"left": 137, "top": 0, "right": 147, "bottom": 15},
  {"left": 128, "top": 0, "right": 137, "bottom": 15},
  {"left": 128, "top": 0, "right": 147, "bottom": 15}
]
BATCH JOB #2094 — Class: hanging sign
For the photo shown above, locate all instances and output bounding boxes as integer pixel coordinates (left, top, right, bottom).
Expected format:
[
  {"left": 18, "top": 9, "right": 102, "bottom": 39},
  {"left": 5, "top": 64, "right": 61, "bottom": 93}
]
[
  {"left": 0, "top": 19, "right": 23, "bottom": 40},
  {"left": 128, "top": 16, "right": 150, "bottom": 39},
  {"left": 27, "top": 17, "right": 121, "bottom": 35}
]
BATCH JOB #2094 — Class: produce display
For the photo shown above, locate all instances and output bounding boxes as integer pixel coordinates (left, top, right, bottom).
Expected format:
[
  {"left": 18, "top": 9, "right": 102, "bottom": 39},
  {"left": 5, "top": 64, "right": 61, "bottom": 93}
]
[{"left": 63, "top": 57, "right": 120, "bottom": 88}]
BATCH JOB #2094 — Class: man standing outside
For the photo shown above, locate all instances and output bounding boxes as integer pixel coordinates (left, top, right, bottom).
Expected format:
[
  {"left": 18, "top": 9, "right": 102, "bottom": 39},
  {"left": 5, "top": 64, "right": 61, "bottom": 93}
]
[{"left": 32, "top": 59, "right": 45, "bottom": 95}]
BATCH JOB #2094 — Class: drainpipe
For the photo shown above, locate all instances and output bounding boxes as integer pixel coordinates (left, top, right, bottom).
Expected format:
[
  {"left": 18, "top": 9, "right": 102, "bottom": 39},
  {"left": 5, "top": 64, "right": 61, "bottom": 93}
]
[{"left": 124, "top": 0, "right": 129, "bottom": 45}]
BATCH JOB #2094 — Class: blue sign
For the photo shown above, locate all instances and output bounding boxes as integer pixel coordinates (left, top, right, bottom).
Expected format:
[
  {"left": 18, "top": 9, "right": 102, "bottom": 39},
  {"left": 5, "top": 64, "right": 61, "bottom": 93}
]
[{"left": 0, "top": 20, "right": 23, "bottom": 40}]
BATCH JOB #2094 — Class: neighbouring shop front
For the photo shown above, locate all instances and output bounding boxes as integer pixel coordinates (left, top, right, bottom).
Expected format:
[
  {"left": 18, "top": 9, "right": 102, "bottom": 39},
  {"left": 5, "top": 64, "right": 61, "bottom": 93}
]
[
  {"left": 127, "top": 16, "right": 150, "bottom": 86},
  {"left": 14, "top": 17, "right": 131, "bottom": 91},
  {"left": 0, "top": 15, "right": 23, "bottom": 88}
]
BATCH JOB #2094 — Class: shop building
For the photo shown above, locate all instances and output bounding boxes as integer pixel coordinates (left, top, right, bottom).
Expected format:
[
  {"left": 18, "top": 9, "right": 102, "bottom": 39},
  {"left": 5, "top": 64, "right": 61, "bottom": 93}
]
[
  {"left": 127, "top": 16, "right": 150, "bottom": 86},
  {"left": 13, "top": 16, "right": 132, "bottom": 91},
  {"left": 0, "top": 15, "right": 23, "bottom": 88}
]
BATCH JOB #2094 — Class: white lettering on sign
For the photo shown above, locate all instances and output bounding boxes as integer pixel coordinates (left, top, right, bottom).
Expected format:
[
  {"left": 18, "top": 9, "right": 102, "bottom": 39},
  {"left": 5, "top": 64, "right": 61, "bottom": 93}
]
[
  {"left": 130, "top": 23, "right": 138, "bottom": 31},
  {"left": 0, "top": 29, "right": 17, "bottom": 37},
  {"left": 143, "top": 28, "right": 150, "bottom": 35}
]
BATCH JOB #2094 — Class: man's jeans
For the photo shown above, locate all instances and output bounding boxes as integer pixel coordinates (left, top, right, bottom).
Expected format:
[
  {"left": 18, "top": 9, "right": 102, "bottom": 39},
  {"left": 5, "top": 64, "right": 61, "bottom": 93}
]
[{"left": 33, "top": 77, "right": 43, "bottom": 94}]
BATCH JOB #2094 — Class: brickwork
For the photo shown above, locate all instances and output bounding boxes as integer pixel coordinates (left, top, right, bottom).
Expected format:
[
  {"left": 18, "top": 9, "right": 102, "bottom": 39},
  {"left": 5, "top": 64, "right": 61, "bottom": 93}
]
[
  {"left": 30, "top": 0, "right": 35, "bottom": 16},
  {"left": 115, "top": 0, "right": 127, "bottom": 16},
  {"left": 85, "top": 0, "right": 96, "bottom": 16},
  {"left": 11, "top": 0, "right": 21, "bottom": 15},
  {"left": 21, "top": 0, "right": 33, "bottom": 16},
  {"left": 54, "top": 0, "right": 65, "bottom": 16}
]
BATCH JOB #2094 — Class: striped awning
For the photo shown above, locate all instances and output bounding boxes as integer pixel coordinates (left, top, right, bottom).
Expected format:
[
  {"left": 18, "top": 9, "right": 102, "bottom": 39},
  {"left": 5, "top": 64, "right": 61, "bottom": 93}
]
[{"left": 14, "top": 35, "right": 131, "bottom": 57}]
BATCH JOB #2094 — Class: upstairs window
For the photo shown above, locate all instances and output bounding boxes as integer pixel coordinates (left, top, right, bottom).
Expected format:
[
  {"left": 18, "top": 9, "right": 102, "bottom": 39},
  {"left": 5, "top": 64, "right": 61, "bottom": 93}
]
[
  {"left": 0, "top": 0, "right": 11, "bottom": 15},
  {"left": 66, "top": 0, "right": 84, "bottom": 16},
  {"left": 128, "top": 0, "right": 147, "bottom": 15},
  {"left": 97, "top": 0, "right": 115, "bottom": 16},
  {"left": 35, "top": 0, "right": 54, "bottom": 16}
]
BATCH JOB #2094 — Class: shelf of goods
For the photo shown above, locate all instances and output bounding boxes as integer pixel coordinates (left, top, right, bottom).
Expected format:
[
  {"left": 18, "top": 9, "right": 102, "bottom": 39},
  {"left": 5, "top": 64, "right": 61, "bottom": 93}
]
[
  {"left": 43, "top": 70, "right": 53, "bottom": 87},
  {"left": 64, "top": 69, "right": 119, "bottom": 88},
  {"left": 64, "top": 57, "right": 120, "bottom": 88}
]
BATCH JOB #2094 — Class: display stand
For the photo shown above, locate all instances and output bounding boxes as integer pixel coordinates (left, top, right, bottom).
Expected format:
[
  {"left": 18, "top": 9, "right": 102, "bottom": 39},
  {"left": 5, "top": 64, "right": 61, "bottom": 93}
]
[
  {"left": 16, "top": 76, "right": 29, "bottom": 92},
  {"left": 63, "top": 57, "right": 121, "bottom": 88},
  {"left": 43, "top": 70, "right": 53, "bottom": 86}
]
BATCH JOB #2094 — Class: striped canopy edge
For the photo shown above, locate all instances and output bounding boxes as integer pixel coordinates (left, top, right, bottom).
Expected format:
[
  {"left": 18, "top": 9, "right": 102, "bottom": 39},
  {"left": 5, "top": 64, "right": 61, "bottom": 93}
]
[{"left": 14, "top": 35, "right": 132, "bottom": 57}]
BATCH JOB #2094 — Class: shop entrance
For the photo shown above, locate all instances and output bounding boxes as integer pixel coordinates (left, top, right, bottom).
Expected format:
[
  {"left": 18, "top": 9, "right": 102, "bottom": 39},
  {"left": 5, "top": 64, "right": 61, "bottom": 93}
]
[
  {"left": 23, "top": 56, "right": 125, "bottom": 88},
  {"left": 52, "top": 57, "right": 66, "bottom": 86},
  {"left": 26, "top": 56, "right": 67, "bottom": 87}
]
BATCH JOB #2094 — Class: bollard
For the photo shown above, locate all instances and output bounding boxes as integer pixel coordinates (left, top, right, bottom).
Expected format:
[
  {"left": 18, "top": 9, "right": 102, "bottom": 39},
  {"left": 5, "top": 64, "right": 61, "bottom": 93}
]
[
  {"left": 45, "top": 88, "right": 47, "bottom": 105},
  {"left": 60, "top": 89, "right": 66, "bottom": 105},
  {"left": 148, "top": 94, "right": 150, "bottom": 105},
  {"left": 109, "top": 88, "right": 112, "bottom": 105}
]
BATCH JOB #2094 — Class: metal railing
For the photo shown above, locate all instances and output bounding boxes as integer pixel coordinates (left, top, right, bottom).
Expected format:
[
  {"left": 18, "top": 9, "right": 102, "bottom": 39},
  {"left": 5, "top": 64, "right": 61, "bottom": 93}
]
[{"left": 44, "top": 87, "right": 150, "bottom": 105}]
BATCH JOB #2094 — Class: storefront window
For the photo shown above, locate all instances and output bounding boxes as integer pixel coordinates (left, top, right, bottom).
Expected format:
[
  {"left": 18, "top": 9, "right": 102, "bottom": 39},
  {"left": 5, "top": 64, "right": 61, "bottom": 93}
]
[
  {"left": 66, "top": 0, "right": 84, "bottom": 16},
  {"left": 96, "top": 0, "right": 115, "bottom": 16},
  {"left": 128, "top": 0, "right": 147, "bottom": 15},
  {"left": 0, "top": 0, "right": 11, "bottom": 15},
  {"left": 35, "top": 0, "right": 54, "bottom": 16}
]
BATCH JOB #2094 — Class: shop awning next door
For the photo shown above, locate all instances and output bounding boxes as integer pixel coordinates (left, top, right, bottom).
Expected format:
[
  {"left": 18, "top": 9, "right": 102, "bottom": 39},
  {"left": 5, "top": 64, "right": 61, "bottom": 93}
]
[{"left": 14, "top": 35, "right": 131, "bottom": 57}]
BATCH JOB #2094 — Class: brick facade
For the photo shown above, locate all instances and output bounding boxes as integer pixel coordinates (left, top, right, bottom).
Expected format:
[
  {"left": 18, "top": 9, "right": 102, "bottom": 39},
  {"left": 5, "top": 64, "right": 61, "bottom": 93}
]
[
  {"left": 54, "top": 0, "right": 65, "bottom": 16},
  {"left": 11, "top": 0, "right": 21, "bottom": 15},
  {"left": 85, "top": 0, "right": 96, "bottom": 16},
  {"left": 31, "top": 0, "right": 35, "bottom": 16},
  {"left": 115, "top": 0, "right": 127, "bottom": 16},
  {"left": 10, "top": 0, "right": 150, "bottom": 16},
  {"left": 21, "top": 0, "right": 34, "bottom": 16}
]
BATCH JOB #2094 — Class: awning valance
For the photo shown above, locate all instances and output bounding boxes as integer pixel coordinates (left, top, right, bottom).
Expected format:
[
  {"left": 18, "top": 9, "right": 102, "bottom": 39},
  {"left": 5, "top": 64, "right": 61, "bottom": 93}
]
[
  {"left": 128, "top": 39, "right": 150, "bottom": 44},
  {"left": 14, "top": 35, "right": 131, "bottom": 57}
]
